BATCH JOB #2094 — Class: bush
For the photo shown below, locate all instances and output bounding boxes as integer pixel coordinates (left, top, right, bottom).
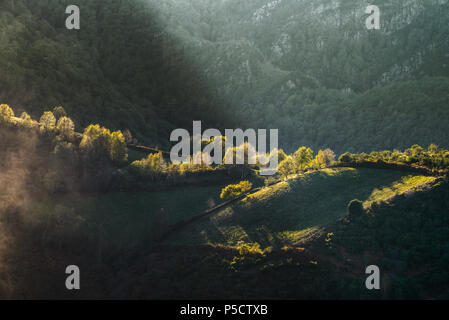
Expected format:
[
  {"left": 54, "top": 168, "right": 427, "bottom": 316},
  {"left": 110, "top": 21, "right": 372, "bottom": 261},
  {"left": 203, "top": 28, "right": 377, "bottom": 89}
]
[
  {"left": 220, "top": 180, "right": 253, "bottom": 200},
  {"left": 347, "top": 199, "right": 364, "bottom": 218},
  {"left": 339, "top": 152, "right": 353, "bottom": 163}
]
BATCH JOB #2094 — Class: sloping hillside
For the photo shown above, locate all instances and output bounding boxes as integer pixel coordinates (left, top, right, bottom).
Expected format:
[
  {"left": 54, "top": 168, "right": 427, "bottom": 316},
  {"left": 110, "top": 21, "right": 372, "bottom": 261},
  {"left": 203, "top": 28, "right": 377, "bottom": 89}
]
[
  {"left": 165, "top": 168, "right": 437, "bottom": 247},
  {"left": 2, "top": 1, "right": 448, "bottom": 152},
  {"left": 0, "top": 0, "right": 231, "bottom": 145},
  {"left": 107, "top": 168, "right": 447, "bottom": 299}
]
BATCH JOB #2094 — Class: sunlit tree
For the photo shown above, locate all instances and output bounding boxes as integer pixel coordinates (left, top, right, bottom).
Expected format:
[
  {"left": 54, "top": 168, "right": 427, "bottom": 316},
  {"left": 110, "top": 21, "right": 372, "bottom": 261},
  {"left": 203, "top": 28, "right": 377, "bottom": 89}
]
[
  {"left": 20, "top": 112, "right": 31, "bottom": 121},
  {"left": 316, "top": 148, "right": 336, "bottom": 168},
  {"left": 56, "top": 116, "right": 75, "bottom": 138},
  {"left": 0, "top": 104, "right": 14, "bottom": 122},
  {"left": 339, "top": 152, "right": 353, "bottom": 163},
  {"left": 53, "top": 106, "right": 67, "bottom": 120},
  {"left": 293, "top": 146, "right": 313, "bottom": 172},
  {"left": 220, "top": 181, "right": 252, "bottom": 200},
  {"left": 40, "top": 111, "right": 56, "bottom": 128},
  {"left": 278, "top": 156, "right": 295, "bottom": 179},
  {"left": 80, "top": 124, "right": 112, "bottom": 163},
  {"left": 110, "top": 130, "right": 128, "bottom": 165}
]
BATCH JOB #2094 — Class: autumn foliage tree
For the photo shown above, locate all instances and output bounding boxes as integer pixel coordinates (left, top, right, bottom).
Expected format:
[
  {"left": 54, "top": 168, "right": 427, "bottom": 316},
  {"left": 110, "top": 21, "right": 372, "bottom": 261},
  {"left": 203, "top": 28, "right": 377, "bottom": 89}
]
[
  {"left": 80, "top": 124, "right": 128, "bottom": 165},
  {"left": 56, "top": 116, "right": 75, "bottom": 139},
  {"left": 111, "top": 131, "right": 128, "bottom": 165},
  {"left": 40, "top": 111, "right": 56, "bottom": 128},
  {"left": 52, "top": 106, "right": 67, "bottom": 120},
  {"left": 220, "top": 180, "right": 253, "bottom": 200},
  {"left": 316, "top": 149, "right": 336, "bottom": 168},
  {"left": 0, "top": 104, "right": 14, "bottom": 122},
  {"left": 278, "top": 156, "right": 295, "bottom": 179}
]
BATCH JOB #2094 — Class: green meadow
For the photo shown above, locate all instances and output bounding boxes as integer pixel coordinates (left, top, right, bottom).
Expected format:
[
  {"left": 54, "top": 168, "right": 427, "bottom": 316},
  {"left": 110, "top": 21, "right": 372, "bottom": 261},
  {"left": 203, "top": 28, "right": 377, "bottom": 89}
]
[
  {"left": 31, "top": 167, "right": 436, "bottom": 251},
  {"left": 164, "top": 168, "right": 432, "bottom": 248}
]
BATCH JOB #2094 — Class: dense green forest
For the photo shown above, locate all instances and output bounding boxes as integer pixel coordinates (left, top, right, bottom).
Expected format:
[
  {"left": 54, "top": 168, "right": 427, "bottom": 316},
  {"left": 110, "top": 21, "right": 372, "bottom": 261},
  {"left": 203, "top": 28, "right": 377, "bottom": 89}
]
[
  {"left": 1, "top": 0, "right": 449, "bottom": 300},
  {"left": 1, "top": 0, "right": 448, "bottom": 152},
  {"left": 0, "top": 0, "right": 232, "bottom": 145}
]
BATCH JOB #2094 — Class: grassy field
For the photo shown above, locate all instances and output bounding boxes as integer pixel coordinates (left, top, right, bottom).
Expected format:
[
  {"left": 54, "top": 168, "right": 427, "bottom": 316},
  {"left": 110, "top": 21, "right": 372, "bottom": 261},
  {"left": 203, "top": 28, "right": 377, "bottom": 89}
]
[
  {"left": 164, "top": 168, "right": 432, "bottom": 248},
  {"left": 30, "top": 168, "right": 437, "bottom": 250}
]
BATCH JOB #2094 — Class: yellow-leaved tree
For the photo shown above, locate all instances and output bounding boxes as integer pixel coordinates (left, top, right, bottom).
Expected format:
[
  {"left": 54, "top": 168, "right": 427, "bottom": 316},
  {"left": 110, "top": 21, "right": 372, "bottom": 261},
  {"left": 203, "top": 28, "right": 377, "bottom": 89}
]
[
  {"left": 220, "top": 180, "right": 253, "bottom": 200},
  {"left": 0, "top": 104, "right": 14, "bottom": 122}
]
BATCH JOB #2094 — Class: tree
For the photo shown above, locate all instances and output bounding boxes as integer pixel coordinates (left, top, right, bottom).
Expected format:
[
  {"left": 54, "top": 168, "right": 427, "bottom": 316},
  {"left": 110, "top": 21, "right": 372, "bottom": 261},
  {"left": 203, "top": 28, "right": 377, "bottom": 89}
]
[
  {"left": 80, "top": 124, "right": 113, "bottom": 163},
  {"left": 53, "top": 106, "right": 67, "bottom": 120},
  {"left": 406, "top": 144, "right": 423, "bottom": 157},
  {"left": 56, "top": 116, "right": 75, "bottom": 138},
  {"left": 347, "top": 199, "right": 364, "bottom": 219},
  {"left": 20, "top": 111, "right": 34, "bottom": 127},
  {"left": 278, "top": 156, "right": 295, "bottom": 179},
  {"left": 223, "top": 142, "right": 256, "bottom": 178},
  {"left": 270, "top": 148, "right": 287, "bottom": 163},
  {"left": 110, "top": 131, "right": 128, "bottom": 165},
  {"left": 123, "top": 129, "right": 135, "bottom": 144},
  {"left": 428, "top": 144, "right": 439, "bottom": 154},
  {"left": 323, "top": 149, "right": 336, "bottom": 166},
  {"left": 40, "top": 111, "right": 56, "bottom": 128},
  {"left": 20, "top": 112, "right": 31, "bottom": 121},
  {"left": 220, "top": 181, "right": 253, "bottom": 200},
  {"left": 316, "top": 149, "right": 336, "bottom": 168},
  {"left": 339, "top": 152, "right": 353, "bottom": 163},
  {"left": 293, "top": 146, "right": 313, "bottom": 172},
  {"left": 0, "top": 104, "right": 14, "bottom": 122},
  {"left": 131, "top": 152, "right": 166, "bottom": 180}
]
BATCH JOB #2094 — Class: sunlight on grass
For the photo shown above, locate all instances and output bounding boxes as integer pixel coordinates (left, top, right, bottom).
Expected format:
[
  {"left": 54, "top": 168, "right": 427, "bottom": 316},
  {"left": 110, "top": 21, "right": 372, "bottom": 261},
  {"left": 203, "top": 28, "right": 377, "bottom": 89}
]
[
  {"left": 277, "top": 227, "right": 322, "bottom": 246},
  {"left": 243, "top": 181, "right": 291, "bottom": 204},
  {"left": 321, "top": 167, "right": 357, "bottom": 176},
  {"left": 365, "top": 175, "right": 437, "bottom": 206},
  {"left": 217, "top": 225, "right": 249, "bottom": 244},
  {"left": 165, "top": 168, "right": 421, "bottom": 248}
]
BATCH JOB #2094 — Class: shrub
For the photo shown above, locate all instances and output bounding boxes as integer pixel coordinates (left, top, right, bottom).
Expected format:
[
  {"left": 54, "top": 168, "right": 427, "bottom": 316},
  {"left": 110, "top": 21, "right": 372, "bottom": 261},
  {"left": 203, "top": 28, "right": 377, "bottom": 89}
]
[
  {"left": 220, "top": 180, "right": 253, "bottom": 200},
  {"left": 339, "top": 152, "right": 353, "bottom": 163},
  {"left": 347, "top": 199, "right": 364, "bottom": 218}
]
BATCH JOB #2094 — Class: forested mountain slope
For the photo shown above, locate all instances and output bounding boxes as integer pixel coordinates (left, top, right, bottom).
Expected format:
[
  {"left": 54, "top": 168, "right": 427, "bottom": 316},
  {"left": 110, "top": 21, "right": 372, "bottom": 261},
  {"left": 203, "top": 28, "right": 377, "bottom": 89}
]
[
  {"left": 0, "top": 0, "right": 231, "bottom": 145},
  {"left": 154, "top": 0, "right": 449, "bottom": 152},
  {"left": 1, "top": 0, "right": 448, "bottom": 152}
]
